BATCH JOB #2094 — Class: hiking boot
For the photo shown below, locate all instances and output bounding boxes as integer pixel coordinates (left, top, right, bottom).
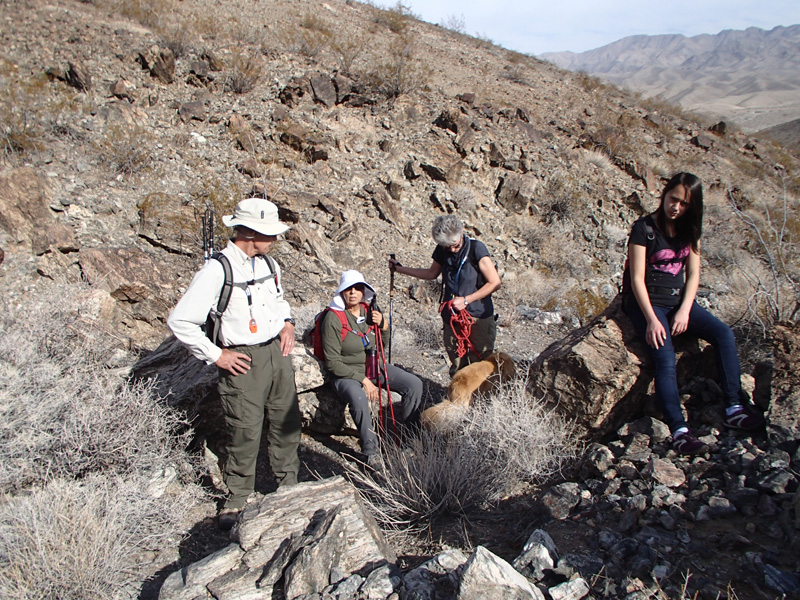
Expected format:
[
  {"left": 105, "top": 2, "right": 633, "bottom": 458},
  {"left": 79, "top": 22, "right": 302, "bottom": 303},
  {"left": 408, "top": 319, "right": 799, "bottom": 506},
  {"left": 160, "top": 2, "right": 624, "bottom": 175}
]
[
  {"left": 218, "top": 507, "right": 240, "bottom": 531},
  {"left": 365, "top": 453, "right": 385, "bottom": 475},
  {"left": 672, "top": 432, "right": 708, "bottom": 455},
  {"left": 725, "top": 406, "right": 764, "bottom": 431}
]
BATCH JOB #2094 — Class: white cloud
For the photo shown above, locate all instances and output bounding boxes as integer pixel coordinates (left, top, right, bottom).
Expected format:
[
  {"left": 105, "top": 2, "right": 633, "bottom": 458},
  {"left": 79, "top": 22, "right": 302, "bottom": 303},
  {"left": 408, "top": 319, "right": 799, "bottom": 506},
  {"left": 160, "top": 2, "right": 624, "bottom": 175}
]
[{"left": 400, "top": 0, "right": 800, "bottom": 53}]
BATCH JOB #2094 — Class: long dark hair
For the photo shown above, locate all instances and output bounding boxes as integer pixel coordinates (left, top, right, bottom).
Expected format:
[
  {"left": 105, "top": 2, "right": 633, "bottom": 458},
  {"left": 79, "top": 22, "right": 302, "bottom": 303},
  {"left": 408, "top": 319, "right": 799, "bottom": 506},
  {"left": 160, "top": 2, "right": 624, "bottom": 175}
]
[{"left": 655, "top": 172, "right": 703, "bottom": 252}]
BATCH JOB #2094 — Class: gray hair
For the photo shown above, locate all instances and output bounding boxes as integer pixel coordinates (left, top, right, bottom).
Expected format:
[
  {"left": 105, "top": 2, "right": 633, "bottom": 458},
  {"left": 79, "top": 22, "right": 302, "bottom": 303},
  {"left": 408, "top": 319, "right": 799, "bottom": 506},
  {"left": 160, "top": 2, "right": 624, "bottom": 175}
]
[{"left": 431, "top": 215, "right": 463, "bottom": 246}]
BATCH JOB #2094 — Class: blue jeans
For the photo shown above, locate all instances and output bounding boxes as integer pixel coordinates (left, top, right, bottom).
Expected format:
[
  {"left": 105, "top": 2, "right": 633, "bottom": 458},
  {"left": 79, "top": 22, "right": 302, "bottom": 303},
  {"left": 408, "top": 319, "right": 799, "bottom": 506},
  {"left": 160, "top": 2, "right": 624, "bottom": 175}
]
[{"left": 623, "top": 298, "right": 742, "bottom": 433}]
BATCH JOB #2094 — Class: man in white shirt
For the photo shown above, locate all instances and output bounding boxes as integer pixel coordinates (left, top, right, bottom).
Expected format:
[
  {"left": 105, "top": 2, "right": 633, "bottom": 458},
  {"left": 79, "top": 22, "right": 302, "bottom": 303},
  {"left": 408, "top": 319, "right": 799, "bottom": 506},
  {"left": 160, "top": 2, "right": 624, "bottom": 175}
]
[{"left": 168, "top": 198, "right": 300, "bottom": 529}]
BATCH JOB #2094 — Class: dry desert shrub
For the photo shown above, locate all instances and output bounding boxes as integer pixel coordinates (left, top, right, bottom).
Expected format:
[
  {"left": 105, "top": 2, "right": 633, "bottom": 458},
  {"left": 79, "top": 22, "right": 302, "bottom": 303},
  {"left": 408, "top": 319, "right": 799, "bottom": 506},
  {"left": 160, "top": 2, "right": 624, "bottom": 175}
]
[
  {"left": 0, "top": 284, "right": 195, "bottom": 492},
  {"left": 369, "top": 1, "right": 414, "bottom": 34},
  {"left": 362, "top": 34, "right": 429, "bottom": 99},
  {"left": 407, "top": 316, "right": 442, "bottom": 350},
  {"left": 0, "top": 474, "right": 202, "bottom": 600},
  {"left": 283, "top": 12, "right": 334, "bottom": 58},
  {"left": 224, "top": 51, "right": 265, "bottom": 94},
  {"left": 0, "top": 283, "right": 204, "bottom": 598},
  {"left": 725, "top": 178, "right": 800, "bottom": 328},
  {"left": 498, "top": 269, "right": 568, "bottom": 313},
  {"left": 95, "top": 123, "right": 154, "bottom": 176},
  {"left": 348, "top": 376, "right": 577, "bottom": 532},
  {"left": 585, "top": 108, "right": 638, "bottom": 161},
  {"left": 439, "top": 13, "right": 466, "bottom": 35},
  {"left": 332, "top": 30, "right": 371, "bottom": 76},
  {"left": 1, "top": 64, "right": 81, "bottom": 161},
  {"left": 523, "top": 220, "right": 591, "bottom": 280},
  {"left": 575, "top": 71, "right": 607, "bottom": 93},
  {"left": 106, "top": 0, "right": 168, "bottom": 29}
]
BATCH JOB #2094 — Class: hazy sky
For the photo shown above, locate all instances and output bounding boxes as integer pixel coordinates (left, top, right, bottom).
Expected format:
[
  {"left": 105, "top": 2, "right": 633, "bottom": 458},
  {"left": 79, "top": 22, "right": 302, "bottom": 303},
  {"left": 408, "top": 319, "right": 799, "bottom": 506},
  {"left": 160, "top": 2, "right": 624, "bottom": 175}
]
[{"left": 398, "top": 0, "right": 800, "bottom": 55}]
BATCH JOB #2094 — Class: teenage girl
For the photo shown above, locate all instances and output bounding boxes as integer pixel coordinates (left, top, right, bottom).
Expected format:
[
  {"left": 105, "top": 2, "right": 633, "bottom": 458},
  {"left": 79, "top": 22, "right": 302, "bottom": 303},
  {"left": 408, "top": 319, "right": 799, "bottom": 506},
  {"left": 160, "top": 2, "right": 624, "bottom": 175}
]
[{"left": 624, "top": 172, "right": 762, "bottom": 454}]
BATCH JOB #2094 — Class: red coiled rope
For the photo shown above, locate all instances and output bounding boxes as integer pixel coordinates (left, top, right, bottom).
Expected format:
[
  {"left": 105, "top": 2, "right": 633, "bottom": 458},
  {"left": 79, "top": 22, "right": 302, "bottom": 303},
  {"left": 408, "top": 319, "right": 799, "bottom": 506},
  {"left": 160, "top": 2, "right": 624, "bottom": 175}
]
[{"left": 439, "top": 300, "right": 476, "bottom": 358}]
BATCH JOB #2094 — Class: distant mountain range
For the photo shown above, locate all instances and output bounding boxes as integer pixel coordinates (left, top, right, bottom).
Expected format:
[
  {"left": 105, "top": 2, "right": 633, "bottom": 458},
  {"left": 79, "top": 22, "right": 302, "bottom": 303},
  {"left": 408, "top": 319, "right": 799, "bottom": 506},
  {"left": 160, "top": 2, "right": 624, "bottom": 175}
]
[{"left": 541, "top": 25, "right": 800, "bottom": 134}]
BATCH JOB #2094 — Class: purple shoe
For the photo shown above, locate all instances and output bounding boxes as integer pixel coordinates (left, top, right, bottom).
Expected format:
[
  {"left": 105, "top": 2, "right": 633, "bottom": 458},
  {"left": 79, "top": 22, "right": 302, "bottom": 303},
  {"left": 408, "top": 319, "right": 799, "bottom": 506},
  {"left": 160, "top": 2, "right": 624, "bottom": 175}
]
[
  {"left": 672, "top": 432, "right": 708, "bottom": 455},
  {"left": 725, "top": 406, "right": 764, "bottom": 431}
]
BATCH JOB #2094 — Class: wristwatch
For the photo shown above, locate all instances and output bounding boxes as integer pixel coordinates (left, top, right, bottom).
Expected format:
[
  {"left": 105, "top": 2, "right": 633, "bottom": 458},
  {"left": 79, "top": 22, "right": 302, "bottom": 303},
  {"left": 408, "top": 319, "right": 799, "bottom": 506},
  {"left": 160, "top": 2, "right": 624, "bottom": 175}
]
[{"left": 284, "top": 318, "right": 295, "bottom": 326}]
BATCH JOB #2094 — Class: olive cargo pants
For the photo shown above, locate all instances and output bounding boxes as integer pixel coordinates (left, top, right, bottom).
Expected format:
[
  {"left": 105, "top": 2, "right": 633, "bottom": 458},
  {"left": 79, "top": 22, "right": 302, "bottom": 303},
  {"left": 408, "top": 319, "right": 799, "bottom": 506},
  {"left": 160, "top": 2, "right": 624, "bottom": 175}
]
[{"left": 217, "top": 339, "right": 301, "bottom": 509}]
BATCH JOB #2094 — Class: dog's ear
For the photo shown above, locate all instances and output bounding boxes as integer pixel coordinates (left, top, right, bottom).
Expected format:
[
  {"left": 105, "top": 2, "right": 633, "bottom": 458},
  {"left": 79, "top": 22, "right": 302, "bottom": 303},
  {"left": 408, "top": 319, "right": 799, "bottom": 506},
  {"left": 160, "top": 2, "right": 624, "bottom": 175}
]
[
  {"left": 486, "top": 352, "right": 500, "bottom": 370},
  {"left": 498, "top": 352, "right": 516, "bottom": 378}
]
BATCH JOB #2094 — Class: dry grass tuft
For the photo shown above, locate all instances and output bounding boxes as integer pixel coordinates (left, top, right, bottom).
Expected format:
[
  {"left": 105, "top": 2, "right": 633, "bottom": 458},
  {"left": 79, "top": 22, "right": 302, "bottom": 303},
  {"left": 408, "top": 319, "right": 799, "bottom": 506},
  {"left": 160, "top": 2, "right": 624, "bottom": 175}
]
[
  {"left": 363, "top": 34, "right": 429, "bottom": 99},
  {"left": 0, "top": 283, "right": 205, "bottom": 598},
  {"left": 347, "top": 376, "right": 577, "bottom": 532},
  {"left": 224, "top": 51, "right": 265, "bottom": 94},
  {"left": 0, "top": 474, "right": 201, "bottom": 600},
  {"left": 95, "top": 123, "right": 154, "bottom": 176}
]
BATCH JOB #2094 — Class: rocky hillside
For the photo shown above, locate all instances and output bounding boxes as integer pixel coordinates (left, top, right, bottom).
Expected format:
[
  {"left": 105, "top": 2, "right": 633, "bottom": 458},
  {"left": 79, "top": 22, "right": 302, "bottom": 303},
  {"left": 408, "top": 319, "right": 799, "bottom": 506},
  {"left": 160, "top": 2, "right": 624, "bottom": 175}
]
[
  {"left": 2, "top": 0, "right": 796, "bottom": 360},
  {"left": 542, "top": 25, "right": 800, "bottom": 133},
  {"left": 2, "top": 0, "right": 799, "bottom": 598}
]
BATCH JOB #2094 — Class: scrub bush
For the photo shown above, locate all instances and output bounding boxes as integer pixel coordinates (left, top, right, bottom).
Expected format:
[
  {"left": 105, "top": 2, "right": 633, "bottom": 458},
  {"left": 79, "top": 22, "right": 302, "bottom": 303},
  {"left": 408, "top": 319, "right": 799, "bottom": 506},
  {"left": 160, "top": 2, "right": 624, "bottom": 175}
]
[
  {"left": 0, "top": 283, "right": 205, "bottom": 598},
  {"left": 348, "top": 375, "right": 577, "bottom": 532}
]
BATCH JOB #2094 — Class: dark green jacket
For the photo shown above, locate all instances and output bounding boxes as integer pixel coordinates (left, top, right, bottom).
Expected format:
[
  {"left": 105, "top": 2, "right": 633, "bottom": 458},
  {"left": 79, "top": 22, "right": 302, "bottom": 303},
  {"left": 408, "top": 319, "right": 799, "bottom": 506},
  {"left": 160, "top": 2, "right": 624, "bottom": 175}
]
[{"left": 321, "top": 306, "right": 388, "bottom": 381}]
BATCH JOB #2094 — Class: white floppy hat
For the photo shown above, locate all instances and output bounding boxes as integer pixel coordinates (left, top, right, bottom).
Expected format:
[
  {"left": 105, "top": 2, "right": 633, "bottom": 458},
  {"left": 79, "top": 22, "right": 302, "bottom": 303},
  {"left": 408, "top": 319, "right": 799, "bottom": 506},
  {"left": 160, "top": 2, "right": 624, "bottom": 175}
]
[
  {"left": 222, "top": 198, "right": 290, "bottom": 236},
  {"left": 335, "top": 270, "right": 375, "bottom": 302}
]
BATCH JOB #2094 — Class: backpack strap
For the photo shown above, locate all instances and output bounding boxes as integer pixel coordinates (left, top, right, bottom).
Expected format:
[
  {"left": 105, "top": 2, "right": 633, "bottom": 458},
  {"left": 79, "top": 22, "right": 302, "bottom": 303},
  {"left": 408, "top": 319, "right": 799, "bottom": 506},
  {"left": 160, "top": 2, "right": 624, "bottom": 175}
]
[
  {"left": 330, "top": 302, "right": 374, "bottom": 342},
  {"left": 211, "top": 253, "right": 234, "bottom": 317},
  {"left": 263, "top": 255, "right": 280, "bottom": 294},
  {"left": 205, "top": 253, "right": 233, "bottom": 345},
  {"left": 330, "top": 308, "right": 352, "bottom": 342},
  {"left": 642, "top": 215, "right": 658, "bottom": 285},
  {"left": 621, "top": 216, "right": 658, "bottom": 295}
]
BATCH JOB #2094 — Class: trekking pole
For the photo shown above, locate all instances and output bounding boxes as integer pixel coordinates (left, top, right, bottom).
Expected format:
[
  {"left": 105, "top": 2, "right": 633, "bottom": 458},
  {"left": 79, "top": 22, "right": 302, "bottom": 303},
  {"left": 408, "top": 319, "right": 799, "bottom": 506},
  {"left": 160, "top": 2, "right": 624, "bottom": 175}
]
[
  {"left": 208, "top": 208, "right": 214, "bottom": 259},
  {"left": 388, "top": 253, "right": 396, "bottom": 363},
  {"left": 375, "top": 326, "right": 398, "bottom": 443},
  {"left": 202, "top": 210, "right": 209, "bottom": 262},
  {"left": 202, "top": 207, "right": 215, "bottom": 263}
]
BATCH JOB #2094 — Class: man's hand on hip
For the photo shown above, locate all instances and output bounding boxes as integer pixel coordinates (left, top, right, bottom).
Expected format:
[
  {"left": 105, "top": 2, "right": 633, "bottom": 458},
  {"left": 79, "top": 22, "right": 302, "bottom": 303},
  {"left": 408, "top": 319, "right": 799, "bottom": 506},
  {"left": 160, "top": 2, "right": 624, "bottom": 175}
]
[
  {"left": 216, "top": 348, "right": 252, "bottom": 375},
  {"left": 280, "top": 322, "right": 295, "bottom": 356}
]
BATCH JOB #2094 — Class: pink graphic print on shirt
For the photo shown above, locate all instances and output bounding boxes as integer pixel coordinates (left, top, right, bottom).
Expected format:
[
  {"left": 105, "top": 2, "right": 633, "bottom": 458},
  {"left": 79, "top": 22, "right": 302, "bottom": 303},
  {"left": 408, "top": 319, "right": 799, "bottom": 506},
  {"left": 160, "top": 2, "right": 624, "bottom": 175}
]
[{"left": 649, "top": 245, "right": 689, "bottom": 276}]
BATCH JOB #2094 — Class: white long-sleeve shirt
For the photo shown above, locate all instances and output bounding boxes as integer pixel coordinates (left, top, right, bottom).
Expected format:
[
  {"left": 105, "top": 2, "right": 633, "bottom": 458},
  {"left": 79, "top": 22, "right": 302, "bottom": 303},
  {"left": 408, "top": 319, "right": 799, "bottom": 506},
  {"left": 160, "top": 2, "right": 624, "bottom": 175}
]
[{"left": 168, "top": 241, "right": 292, "bottom": 364}]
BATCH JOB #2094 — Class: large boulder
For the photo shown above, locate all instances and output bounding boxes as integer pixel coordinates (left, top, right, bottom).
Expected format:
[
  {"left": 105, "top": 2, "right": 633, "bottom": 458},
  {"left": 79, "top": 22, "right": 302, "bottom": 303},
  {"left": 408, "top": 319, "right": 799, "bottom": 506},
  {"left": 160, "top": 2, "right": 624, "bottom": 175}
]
[
  {"left": 158, "top": 476, "right": 395, "bottom": 600},
  {"left": 0, "top": 167, "right": 76, "bottom": 254},
  {"left": 527, "top": 296, "right": 650, "bottom": 439},
  {"left": 767, "top": 321, "right": 800, "bottom": 451},
  {"left": 527, "top": 295, "right": 712, "bottom": 440}
]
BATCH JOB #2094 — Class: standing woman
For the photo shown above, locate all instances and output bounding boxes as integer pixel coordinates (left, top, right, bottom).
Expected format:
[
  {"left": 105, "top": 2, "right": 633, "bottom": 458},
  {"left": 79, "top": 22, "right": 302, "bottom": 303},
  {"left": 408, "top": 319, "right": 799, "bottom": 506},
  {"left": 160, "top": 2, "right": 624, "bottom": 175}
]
[
  {"left": 322, "top": 270, "right": 422, "bottom": 465},
  {"left": 389, "top": 215, "right": 501, "bottom": 375},
  {"left": 623, "top": 172, "right": 762, "bottom": 455}
]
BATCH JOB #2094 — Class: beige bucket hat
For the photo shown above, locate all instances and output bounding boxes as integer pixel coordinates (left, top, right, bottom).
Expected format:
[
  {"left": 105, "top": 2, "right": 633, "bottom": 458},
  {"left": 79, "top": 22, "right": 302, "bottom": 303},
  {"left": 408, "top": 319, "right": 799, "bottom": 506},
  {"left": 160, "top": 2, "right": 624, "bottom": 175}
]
[{"left": 222, "top": 198, "right": 290, "bottom": 236}]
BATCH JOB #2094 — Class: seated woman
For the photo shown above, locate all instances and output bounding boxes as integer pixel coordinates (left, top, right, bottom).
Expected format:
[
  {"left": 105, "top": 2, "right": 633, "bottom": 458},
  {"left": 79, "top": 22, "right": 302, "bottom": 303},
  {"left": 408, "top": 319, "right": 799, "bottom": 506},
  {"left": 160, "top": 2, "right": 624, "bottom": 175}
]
[
  {"left": 623, "top": 172, "right": 763, "bottom": 455},
  {"left": 321, "top": 270, "right": 422, "bottom": 465}
]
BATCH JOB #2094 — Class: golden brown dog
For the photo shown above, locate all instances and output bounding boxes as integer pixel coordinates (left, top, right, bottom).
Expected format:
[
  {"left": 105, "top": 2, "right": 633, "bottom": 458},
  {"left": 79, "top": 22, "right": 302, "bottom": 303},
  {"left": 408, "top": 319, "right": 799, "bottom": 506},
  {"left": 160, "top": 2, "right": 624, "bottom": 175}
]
[{"left": 421, "top": 351, "right": 516, "bottom": 432}]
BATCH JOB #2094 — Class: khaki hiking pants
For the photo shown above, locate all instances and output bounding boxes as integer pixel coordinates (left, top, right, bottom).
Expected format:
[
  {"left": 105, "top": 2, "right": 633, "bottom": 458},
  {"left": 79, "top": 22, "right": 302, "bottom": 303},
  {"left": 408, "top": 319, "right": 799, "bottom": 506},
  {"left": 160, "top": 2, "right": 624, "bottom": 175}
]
[{"left": 217, "top": 338, "right": 301, "bottom": 509}]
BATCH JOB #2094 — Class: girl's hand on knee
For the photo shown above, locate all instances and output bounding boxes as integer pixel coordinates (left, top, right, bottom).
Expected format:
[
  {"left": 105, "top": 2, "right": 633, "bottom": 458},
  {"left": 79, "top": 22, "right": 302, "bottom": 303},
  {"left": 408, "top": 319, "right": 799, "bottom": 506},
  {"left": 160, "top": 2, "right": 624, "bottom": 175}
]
[
  {"left": 646, "top": 319, "right": 667, "bottom": 349},
  {"left": 671, "top": 306, "right": 690, "bottom": 336}
]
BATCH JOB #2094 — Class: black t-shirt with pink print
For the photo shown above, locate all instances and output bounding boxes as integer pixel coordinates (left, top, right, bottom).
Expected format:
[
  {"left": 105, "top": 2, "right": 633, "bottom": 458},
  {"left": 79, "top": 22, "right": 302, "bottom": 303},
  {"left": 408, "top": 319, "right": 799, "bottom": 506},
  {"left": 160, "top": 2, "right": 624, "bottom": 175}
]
[{"left": 628, "top": 215, "right": 690, "bottom": 307}]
